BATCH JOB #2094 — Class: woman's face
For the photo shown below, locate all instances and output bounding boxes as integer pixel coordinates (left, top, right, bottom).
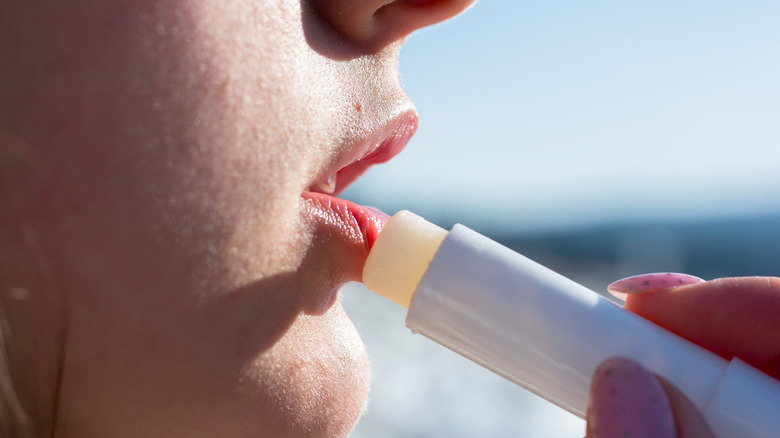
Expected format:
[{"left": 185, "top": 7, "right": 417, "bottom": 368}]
[{"left": 0, "top": 0, "right": 473, "bottom": 436}]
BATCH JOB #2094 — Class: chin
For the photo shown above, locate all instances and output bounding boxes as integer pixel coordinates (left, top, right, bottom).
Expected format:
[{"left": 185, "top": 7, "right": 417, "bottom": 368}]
[
  {"left": 244, "top": 302, "right": 371, "bottom": 438},
  {"left": 311, "top": 303, "right": 372, "bottom": 437}
]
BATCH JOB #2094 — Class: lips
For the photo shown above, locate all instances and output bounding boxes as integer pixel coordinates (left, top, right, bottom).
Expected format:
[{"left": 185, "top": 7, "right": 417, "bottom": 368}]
[
  {"left": 301, "top": 110, "right": 417, "bottom": 254},
  {"left": 307, "top": 111, "right": 418, "bottom": 198}
]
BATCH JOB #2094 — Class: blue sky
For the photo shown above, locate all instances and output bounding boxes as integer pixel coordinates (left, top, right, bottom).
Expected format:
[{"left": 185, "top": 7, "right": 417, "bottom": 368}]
[
  {"left": 345, "top": 5, "right": 779, "bottom": 436},
  {"left": 344, "top": 1, "right": 780, "bottom": 232}
]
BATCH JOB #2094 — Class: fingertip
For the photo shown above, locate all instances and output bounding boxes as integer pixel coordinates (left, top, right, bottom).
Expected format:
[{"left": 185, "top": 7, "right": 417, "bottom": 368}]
[
  {"left": 587, "top": 357, "right": 675, "bottom": 438},
  {"left": 624, "top": 276, "right": 780, "bottom": 377},
  {"left": 607, "top": 273, "right": 705, "bottom": 299}
]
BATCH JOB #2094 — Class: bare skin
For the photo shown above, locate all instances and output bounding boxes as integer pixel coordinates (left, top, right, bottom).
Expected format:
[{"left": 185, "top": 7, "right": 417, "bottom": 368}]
[
  {"left": 3, "top": 2, "right": 774, "bottom": 437},
  {"left": 0, "top": 1, "right": 474, "bottom": 436}
]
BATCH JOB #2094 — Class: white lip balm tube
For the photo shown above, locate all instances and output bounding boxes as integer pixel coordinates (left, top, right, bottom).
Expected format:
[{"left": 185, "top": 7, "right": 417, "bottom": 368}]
[{"left": 363, "top": 210, "right": 780, "bottom": 438}]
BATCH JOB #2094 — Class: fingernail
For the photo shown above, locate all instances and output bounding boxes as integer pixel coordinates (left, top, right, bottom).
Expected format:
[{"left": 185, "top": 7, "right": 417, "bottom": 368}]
[
  {"left": 587, "top": 357, "right": 676, "bottom": 438},
  {"left": 607, "top": 272, "right": 704, "bottom": 300}
]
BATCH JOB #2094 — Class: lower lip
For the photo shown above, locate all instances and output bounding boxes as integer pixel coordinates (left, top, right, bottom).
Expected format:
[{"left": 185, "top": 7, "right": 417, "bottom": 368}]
[{"left": 301, "top": 191, "right": 390, "bottom": 253}]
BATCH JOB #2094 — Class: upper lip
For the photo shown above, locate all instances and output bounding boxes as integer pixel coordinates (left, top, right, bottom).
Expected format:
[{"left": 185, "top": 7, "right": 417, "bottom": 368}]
[{"left": 305, "top": 109, "right": 419, "bottom": 196}]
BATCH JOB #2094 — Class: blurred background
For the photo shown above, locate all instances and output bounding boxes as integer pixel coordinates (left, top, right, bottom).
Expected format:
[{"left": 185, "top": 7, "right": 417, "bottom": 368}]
[{"left": 342, "top": 1, "right": 780, "bottom": 436}]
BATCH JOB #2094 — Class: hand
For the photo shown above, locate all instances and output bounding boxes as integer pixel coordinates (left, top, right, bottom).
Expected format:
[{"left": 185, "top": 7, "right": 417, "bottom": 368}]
[{"left": 586, "top": 276, "right": 780, "bottom": 438}]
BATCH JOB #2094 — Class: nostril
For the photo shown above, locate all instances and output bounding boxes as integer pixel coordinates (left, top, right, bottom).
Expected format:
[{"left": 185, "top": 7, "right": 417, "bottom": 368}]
[
  {"left": 309, "top": 0, "right": 379, "bottom": 43},
  {"left": 309, "top": 0, "right": 476, "bottom": 52}
]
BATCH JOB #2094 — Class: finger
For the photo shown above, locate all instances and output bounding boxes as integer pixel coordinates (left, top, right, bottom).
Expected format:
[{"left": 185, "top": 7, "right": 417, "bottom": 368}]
[
  {"left": 655, "top": 376, "right": 716, "bottom": 438},
  {"left": 624, "top": 277, "right": 780, "bottom": 379},
  {"left": 586, "top": 357, "right": 675, "bottom": 438}
]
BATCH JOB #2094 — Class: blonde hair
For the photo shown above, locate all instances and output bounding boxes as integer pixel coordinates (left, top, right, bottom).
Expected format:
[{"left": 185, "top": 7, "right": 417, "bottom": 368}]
[
  {"left": 0, "top": 303, "right": 35, "bottom": 438},
  {"left": 0, "top": 130, "right": 36, "bottom": 437}
]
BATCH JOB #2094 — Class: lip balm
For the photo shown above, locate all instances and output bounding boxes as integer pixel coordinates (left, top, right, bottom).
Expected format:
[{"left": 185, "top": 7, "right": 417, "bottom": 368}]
[{"left": 363, "top": 210, "right": 780, "bottom": 438}]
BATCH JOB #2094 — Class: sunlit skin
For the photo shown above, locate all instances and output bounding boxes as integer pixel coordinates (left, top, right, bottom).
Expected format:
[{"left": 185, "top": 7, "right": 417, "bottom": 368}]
[
  {"left": 3, "top": 2, "right": 779, "bottom": 438},
  {"left": 0, "top": 0, "right": 473, "bottom": 436}
]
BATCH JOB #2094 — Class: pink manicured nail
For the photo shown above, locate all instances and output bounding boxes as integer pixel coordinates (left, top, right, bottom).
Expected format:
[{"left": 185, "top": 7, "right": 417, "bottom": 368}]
[
  {"left": 587, "top": 357, "right": 676, "bottom": 438},
  {"left": 607, "top": 272, "right": 704, "bottom": 301}
]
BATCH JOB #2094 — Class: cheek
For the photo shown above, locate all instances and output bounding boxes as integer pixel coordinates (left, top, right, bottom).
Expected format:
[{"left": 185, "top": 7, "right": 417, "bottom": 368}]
[
  {"left": 8, "top": 2, "right": 372, "bottom": 436},
  {"left": 38, "top": 0, "right": 320, "bottom": 284}
]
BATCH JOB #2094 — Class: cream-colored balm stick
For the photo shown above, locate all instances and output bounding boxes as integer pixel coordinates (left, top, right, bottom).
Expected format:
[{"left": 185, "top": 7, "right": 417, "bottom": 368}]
[{"left": 363, "top": 210, "right": 780, "bottom": 438}]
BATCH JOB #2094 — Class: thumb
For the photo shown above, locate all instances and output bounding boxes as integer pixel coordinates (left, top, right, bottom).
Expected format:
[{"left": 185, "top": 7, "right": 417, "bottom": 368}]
[{"left": 586, "top": 356, "right": 715, "bottom": 438}]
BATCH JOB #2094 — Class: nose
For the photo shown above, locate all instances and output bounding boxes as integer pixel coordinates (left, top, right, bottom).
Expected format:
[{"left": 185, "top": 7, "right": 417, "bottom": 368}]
[{"left": 312, "top": 0, "right": 476, "bottom": 51}]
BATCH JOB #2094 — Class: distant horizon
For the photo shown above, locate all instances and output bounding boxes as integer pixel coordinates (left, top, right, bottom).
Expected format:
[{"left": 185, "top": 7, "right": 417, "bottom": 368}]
[{"left": 345, "top": 181, "right": 780, "bottom": 233}]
